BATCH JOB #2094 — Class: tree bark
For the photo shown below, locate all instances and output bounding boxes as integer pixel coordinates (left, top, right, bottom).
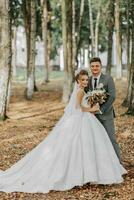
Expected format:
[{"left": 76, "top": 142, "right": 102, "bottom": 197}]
[
  {"left": 115, "top": 0, "right": 122, "bottom": 79},
  {"left": 72, "top": 0, "right": 76, "bottom": 70},
  {"left": 41, "top": 0, "right": 49, "bottom": 83},
  {"left": 126, "top": 0, "right": 130, "bottom": 74},
  {"left": 88, "top": 0, "right": 95, "bottom": 57},
  {"left": 22, "top": 0, "right": 37, "bottom": 99},
  {"left": 75, "top": 0, "right": 85, "bottom": 69},
  {"left": 94, "top": 6, "right": 100, "bottom": 56},
  {"left": 26, "top": 0, "right": 36, "bottom": 99},
  {"left": 126, "top": 1, "right": 134, "bottom": 115},
  {"left": 67, "top": 0, "right": 73, "bottom": 95},
  {"left": 47, "top": 0, "right": 51, "bottom": 80},
  {"left": 77, "top": 0, "right": 85, "bottom": 47},
  {"left": 106, "top": 0, "right": 115, "bottom": 75},
  {"left": 122, "top": 0, "right": 131, "bottom": 106},
  {"left": 0, "top": 0, "right": 12, "bottom": 120},
  {"left": 12, "top": 26, "right": 17, "bottom": 77},
  {"left": 61, "top": 0, "right": 69, "bottom": 103},
  {"left": 127, "top": 34, "right": 134, "bottom": 114},
  {"left": 61, "top": 0, "right": 73, "bottom": 103}
]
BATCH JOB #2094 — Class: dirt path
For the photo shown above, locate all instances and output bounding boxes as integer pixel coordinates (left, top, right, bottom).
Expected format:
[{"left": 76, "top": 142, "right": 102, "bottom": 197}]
[{"left": 0, "top": 80, "right": 133, "bottom": 200}]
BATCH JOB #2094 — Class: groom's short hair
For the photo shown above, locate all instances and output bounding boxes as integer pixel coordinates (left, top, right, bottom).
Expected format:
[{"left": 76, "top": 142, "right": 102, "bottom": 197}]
[{"left": 90, "top": 57, "right": 102, "bottom": 65}]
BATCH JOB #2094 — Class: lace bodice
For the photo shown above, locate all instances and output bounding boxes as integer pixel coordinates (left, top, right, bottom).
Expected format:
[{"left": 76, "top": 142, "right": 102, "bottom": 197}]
[{"left": 81, "top": 93, "right": 90, "bottom": 108}]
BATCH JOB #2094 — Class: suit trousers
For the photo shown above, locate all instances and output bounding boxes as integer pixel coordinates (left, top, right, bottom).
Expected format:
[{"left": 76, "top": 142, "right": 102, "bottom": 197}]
[{"left": 97, "top": 117, "right": 121, "bottom": 162}]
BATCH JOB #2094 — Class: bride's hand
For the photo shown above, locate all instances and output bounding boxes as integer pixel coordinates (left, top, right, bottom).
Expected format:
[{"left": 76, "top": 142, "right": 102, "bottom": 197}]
[{"left": 89, "top": 103, "right": 100, "bottom": 113}]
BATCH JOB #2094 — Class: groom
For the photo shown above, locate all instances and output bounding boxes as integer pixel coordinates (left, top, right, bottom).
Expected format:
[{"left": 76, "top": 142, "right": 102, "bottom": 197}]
[{"left": 88, "top": 57, "right": 121, "bottom": 162}]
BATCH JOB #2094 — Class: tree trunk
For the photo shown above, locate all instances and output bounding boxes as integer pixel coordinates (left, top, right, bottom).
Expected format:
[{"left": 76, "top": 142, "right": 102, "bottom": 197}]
[
  {"left": 72, "top": 0, "right": 76, "bottom": 70},
  {"left": 61, "top": 0, "right": 69, "bottom": 103},
  {"left": 122, "top": 0, "right": 131, "bottom": 106},
  {"left": 61, "top": 0, "right": 73, "bottom": 103},
  {"left": 94, "top": 6, "right": 100, "bottom": 56},
  {"left": 22, "top": 0, "right": 37, "bottom": 99},
  {"left": 41, "top": 0, "right": 49, "bottom": 83},
  {"left": 126, "top": 1, "right": 134, "bottom": 114},
  {"left": 47, "top": 0, "right": 51, "bottom": 81},
  {"left": 75, "top": 0, "right": 85, "bottom": 69},
  {"left": 126, "top": 0, "right": 130, "bottom": 75},
  {"left": 127, "top": 33, "right": 134, "bottom": 114},
  {"left": 106, "top": 0, "right": 115, "bottom": 75},
  {"left": 67, "top": 0, "right": 73, "bottom": 95},
  {"left": 88, "top": 0, "right": 95, "bottom": 57},
  {"left": 6, "top": 80, "right": 11, "bottom": 110},
  {"left": 0, "top": 0, "right": 12, "bottom": 120},
  {"left": 12, "top": 26, "right": 17, "bottom": 77},
  {"left": 115, "top": 0, "right": 122, "bottom": 79},
  {"left": 26, "top": 0, "right": 36, "bottom": 99},
  {"left": 84, "top": 47, "right": 88, "bottom": 68},
  {"left": 77, "top": 0, "right": 85, "bottom": 47}
]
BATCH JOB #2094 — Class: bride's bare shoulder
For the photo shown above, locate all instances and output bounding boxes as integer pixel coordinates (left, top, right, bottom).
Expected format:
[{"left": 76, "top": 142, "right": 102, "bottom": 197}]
[{"left": 77, "top": 88, "right": 85, "bottom": 97}]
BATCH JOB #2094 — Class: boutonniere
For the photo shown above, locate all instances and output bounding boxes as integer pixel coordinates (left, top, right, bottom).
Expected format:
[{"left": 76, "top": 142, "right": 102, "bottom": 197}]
[{"left": 97, "top": 83, "right": 104, "bottom": 90}]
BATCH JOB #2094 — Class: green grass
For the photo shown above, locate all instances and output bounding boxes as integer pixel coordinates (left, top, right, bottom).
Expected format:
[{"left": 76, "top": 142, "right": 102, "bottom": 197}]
[
  {"left": 13, "top": 66, "right": 127, "bottom": 82},
  {"left": 14, "top": 67, "right": 64, "bottom": 82}
]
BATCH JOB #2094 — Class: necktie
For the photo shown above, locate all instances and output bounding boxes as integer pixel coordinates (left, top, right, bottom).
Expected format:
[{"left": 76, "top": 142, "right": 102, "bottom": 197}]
[{"left": 94, "top": 78, "right": 97, "bottom": 89}]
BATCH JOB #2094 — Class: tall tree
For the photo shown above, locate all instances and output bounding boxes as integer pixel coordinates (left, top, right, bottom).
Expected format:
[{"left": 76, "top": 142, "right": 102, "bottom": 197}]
[
  {"left": 122, "top": 0, "right": 131, "bottom": 106},
  {"left": 22, "top": 0, "right": 36, "bottom": 99},
  {"left": 88, "top": 0, "right": 95, "bottom": 56},
  {"left": 0, "top": 0, "right": 12, "bottom": 120},
  {"left": 76, "top": 0, "right": 85, "bottom": 50},
  {"left": 126, "top": 0, "right": 131, "bottom": 76},
  {"left": 72, "top": 0, "right": 76, "bottom": 70},
  {"left": 127, "top": 1, "right": 134, "bottom": 115},
  {"left": 74, "top": 0, "right": 85, "bottom": 69},
  {"left": 88, "top": 0, "right": 106, "bottom": 57},
  {"left": 115, "top": 0, "right": 122, "bottom": 79},
  {"left": 41, "top": 0, "right": 49, "bottom": 83},
  {"left": 123, "top": 0, "right": 134, "bottom": 113},
  {"left": 47, "top": 0, "right": 52, "bottom": 79},
  {"left": 67, "top": 0, "right": 73, "bottom": 93},
  {"left": 61, "top": 0, "right": 73, "bottom": 103},
  {"left": 12, "top": 26, "right": 17, "bottom": 77},
  {"left": 94, "top": 4, "right": 101, "bottom": 57},
  {"left": 106, "top": 0, "right": 115, "bottom": 75},
  {"left": 61, "top": 0, "right": 69, "bottom": 102},
  {"left": 10, "top": 0, "right": 22, "bottom": 78}
]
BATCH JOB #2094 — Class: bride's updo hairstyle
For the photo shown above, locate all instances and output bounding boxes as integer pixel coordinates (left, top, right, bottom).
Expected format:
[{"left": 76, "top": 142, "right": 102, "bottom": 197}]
[{"left": 75, "top": 69, "right": 89, "bottom": 83}]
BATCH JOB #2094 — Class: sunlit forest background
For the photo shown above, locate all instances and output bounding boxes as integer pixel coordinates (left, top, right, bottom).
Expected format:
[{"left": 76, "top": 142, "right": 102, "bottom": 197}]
[{"left": 0, "top": 0, "right": 134, "bottom": 199}]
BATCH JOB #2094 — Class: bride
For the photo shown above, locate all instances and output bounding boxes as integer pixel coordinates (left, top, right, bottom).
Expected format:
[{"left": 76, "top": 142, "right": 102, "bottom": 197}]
[{"left": 0, "top": 69, "right": 127, "bottom": 193}]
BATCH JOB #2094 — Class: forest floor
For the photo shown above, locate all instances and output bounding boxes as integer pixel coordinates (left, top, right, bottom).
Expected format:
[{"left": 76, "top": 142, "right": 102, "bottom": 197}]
[{"left": 0, "top": 79, "right": 134, "bottom": 200}]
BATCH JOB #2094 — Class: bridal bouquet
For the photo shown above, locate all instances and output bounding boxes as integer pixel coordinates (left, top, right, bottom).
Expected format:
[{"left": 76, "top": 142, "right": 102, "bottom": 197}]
[{"left": 86, "top": 83, "right": 109, "bottom": 108}]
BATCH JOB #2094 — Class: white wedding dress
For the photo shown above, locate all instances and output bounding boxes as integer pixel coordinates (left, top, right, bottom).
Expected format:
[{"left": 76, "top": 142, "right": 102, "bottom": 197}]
[{"left": 0, "top": 83, "right": 127, "bottom": 193}]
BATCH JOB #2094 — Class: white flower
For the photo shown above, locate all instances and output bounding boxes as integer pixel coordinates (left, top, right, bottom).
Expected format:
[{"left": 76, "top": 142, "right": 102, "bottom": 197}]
[
  {"left": 87, "top": 89, "right": 105, "bottom": 97},
  {"left": 97, "top": 83, "right": 104, "bottom": 89}
]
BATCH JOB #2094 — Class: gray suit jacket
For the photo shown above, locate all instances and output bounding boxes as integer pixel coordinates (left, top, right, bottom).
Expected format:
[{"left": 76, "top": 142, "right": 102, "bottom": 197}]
[{"left": 88, "top": 73, "right": 116, "bottom": 121}]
